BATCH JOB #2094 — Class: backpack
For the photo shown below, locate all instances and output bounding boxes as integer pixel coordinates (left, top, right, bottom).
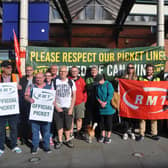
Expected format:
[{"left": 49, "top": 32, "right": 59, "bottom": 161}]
[{"left": 106, "top": 82, "right": 119, "bottom": 109}]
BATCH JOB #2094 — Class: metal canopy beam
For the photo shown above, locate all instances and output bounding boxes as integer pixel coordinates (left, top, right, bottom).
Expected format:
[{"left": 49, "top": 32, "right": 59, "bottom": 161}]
[
  {"left": 114, "top": 0, "right": 136, "bottom": 46},
  {"left": 58, "top": 0, "right": 72, "bottom": 24},
  {"left": 116, "top": 0, "right": 135, "bottom": 25},
  {"left": 52, "top": 0, "right": 72, "bottom": 46},
  {"left": 52, "top": 0, "right": 68, "bottom": 24}
]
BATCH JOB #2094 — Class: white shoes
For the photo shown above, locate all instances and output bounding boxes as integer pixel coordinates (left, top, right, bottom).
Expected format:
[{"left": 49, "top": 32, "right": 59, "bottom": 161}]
[
  {"left": 0, "top": 149, "right": 4, "bottom": 157},
  {"left": 131, "top": 133, "right": 136, "bottom": 140},
  {"left": 123, "top": 133, "right": 128, "bottom": 140},
  {"left": 12, "top": 147, "right": 22, "bottom": 154},
  {"left": 123, "top": 133, "right": 136, "bottom": 140}
]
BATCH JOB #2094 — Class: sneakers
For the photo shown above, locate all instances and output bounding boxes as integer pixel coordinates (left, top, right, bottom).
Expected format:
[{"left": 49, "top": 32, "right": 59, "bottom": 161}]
[
  {"left": 151, "top": 135, "right": 160, "bottom": 141},
  {"left": 75, "top": 132, "right": 83, "bottom": 140},
  {"left": 98, "top": 136, "right": 111, "bottom": 144},
  {"left": 98, "top": 136, "right": 105, "bottom": 143},
  {"left": 123, "top": 133, "right": 135, "bottom": 140},
  {"left": 136, "top": 135, "right": 144, "bottom": 141},
  {"left": 131, "top": 133, "right": 136, "bottom": 140},
  {"left": 44, "top": 148, "right": 52, "bottom": 154},
  {"left": 50, "top": 137, "right": 54, "bottom": 146},
  {"left": 69, "top": 133, "right": 74, "bottom": 140},
  {"left": 104, "top": 137, "right": 112, "bottom": 144},
  {"left": 123, "top": 133, "right": 128, "bottom": 140},
  {"left": 0, "top": 149, "right": 4, "bottom": 157},
  {"left": 31, "top": 147, "right": 39, "bottom": 155},
  {"left": 64, "top": 140, "right": 74, "bottom": 148},
  {"left": 12, "top": 147, "right": 22, "bottom": 154},
  {"left": 55, "top": 141, "right": 63, "bottom": 149}
]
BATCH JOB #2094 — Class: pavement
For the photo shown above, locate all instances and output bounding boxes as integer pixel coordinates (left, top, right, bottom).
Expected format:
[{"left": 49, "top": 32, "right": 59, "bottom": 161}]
[{"left": 0, "top": 132, "right": 168, "bottom": 168}]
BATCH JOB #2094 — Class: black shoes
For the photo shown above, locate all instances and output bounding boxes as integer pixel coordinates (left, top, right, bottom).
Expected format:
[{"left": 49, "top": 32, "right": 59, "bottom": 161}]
[
  {"left": 55, "top": 141, "right": 63, "bottom": 149},
  {"left": 136, "top": 135, "right": 160, "bottom": 141},
  {"left": 151, "top": 135, "right": 160, "bottom": 141},
  {"left": 136, "top": 135, "right": 144, "bottom": 141},
  {"left": 44, "top": 148, "right": 52, "bottom": 153},
  {"left": 64, "top": 140, "right": 74, "bottom": 148}
]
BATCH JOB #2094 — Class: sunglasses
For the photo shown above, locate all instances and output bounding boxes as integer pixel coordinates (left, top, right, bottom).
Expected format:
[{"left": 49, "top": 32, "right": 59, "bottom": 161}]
[{"left": 127, "top": 67, "right": 134, "bottom": 69}]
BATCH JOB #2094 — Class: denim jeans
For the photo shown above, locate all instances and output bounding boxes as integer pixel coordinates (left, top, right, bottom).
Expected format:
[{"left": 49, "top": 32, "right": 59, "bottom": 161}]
[
  {"left": 0, "top": 115, "right": 19, "bottom": 150},
  {"left": 31, "top": 121, "right": 51, "bottom": 150}
]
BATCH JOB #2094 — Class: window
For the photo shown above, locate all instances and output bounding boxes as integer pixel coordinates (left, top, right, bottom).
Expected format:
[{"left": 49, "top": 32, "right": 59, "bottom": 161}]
[{"left": 78, "top": 0, "right": 112, "bottom": 21}]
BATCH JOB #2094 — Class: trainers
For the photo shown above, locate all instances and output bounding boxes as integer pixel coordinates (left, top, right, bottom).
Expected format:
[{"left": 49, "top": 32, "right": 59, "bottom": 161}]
[
  {"left": 123, "top": 133, "right": 128, "bottom": 140},
  {"left": 98, "top": 136, "right": 105, "bottom": 143},
  {"left": 130, "top": 133, "right": 136, "bottom": 140},
  {"left": 69, "top": 133, "right": 74, "bottom": 140},
  {"left": 75, "top": 132, "right": 84, "bottom": 140},
  {"left": 55, "top": 141, "right": 63, "bottom": 149},
  {"left": 136, "top": 135, "right": 144, "bottom": 141},
  {"left": 151, "top": 135, "right": 160, "bottom": 141},
  {"left": 31, "top": 147, "right": 38, "bottom": 155},
  {"left": 64, "top": 140, "right": 74, "bottom": 148},
  {"left": 0, "top": 149, "right": 4, "bottom": 157},
  {"left": 104, "top": 137, "right": 112, "bottom": 144},
  {"left": 50, "top": 137, "right": 54, "bottom": 146},
  {"left": 12, "top": 147, "right": 22, "bottom": 154},
  {"left": 44, "top": 148, "right": 52, "bottom": 154}
]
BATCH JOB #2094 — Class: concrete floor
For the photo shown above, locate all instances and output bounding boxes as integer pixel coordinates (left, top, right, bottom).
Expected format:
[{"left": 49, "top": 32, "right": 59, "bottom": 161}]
[{"left": 0, "top": 133, "right": 168, "bottom": 168}]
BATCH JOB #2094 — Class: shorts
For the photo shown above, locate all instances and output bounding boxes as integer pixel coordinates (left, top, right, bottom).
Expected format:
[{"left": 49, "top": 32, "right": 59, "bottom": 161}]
[
  {"left": 73, "top": 102, "right": 85, "bottom": 119},
  {"left": 54, "top": 108, "right": 73, "bottom": 131}
]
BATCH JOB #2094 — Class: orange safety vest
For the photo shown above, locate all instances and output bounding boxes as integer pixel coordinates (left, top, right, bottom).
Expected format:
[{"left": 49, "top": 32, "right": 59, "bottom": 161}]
[{"left": 0, "top": 73, "right": 19, "bottom": 83}]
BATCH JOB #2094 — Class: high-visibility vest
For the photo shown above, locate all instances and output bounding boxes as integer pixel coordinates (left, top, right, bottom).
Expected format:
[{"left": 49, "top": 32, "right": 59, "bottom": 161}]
[
  {"left": 0, "top": 73, "right": 19, "bottom": 83},
  {"left": 138, "top": 76, "right": 160, "bottom": 81}
]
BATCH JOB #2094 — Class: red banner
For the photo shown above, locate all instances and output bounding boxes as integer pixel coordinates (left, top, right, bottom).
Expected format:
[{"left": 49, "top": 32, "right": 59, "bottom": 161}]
[
  {"left": 13, "top": 29, "right": 22, "bottom": 78},
  {"left": 119, "top": 79, "right": 168, "bottom": 119}
]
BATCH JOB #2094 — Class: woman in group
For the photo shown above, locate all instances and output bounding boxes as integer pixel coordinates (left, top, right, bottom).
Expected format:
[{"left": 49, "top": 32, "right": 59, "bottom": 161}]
[
  {"left": 96, "top": 74, "right": 115, "bottom": 144},
  {"left": 121, "top": 63, "right": 137, "bottom": 140}
]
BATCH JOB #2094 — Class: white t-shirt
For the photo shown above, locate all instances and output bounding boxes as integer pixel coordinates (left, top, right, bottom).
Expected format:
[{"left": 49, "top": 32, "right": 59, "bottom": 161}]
[{"left": 54, "top": 78, "right": 76, "bottom": 108}]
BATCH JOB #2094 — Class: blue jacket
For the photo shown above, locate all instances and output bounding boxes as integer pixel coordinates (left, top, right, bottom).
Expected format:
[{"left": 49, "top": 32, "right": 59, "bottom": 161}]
[{"left": 96, "top": 81, "right": 115, "bottom": 115}]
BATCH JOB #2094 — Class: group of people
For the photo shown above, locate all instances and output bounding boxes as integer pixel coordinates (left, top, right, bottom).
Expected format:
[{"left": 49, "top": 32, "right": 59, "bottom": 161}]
[{"left": 0, "top": 60, "right": 164, "bottom": 157}]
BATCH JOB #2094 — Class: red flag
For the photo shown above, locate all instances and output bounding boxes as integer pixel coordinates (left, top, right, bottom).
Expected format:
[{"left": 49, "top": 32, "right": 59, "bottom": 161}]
[
  {"left": 13, "top": 29, "right": 22, "bottom": 78},
  {"left": 119, "top": 79, "right": 168, "bottom": 120}
]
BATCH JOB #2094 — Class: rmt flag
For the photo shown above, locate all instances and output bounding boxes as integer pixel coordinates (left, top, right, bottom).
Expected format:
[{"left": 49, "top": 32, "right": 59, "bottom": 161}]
[{"left": 119, "top": 79, "right": 168, "bottom": 120}]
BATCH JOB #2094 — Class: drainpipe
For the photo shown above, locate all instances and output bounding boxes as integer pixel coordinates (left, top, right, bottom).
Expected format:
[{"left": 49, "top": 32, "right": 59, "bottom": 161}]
[
  {"left": 20, "top": 0, "right": 28, "bottom": 75},
  {"left": 157, "top": 0, "right": 164, "bottom": 47}
]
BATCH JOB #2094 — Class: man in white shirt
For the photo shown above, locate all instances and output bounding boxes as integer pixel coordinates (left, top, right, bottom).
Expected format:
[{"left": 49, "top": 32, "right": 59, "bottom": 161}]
[{"left": 53, "top": 66, "right": 76, "bottom": 149}]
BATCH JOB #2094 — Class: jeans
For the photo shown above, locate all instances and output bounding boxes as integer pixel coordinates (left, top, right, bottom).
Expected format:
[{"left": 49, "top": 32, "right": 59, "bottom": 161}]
[
  {"left": 0, "top": 115, "right": 19, "bottom": 150},
  {"left": 31, "top": 121, "right": 51, "bottom": 150}
]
